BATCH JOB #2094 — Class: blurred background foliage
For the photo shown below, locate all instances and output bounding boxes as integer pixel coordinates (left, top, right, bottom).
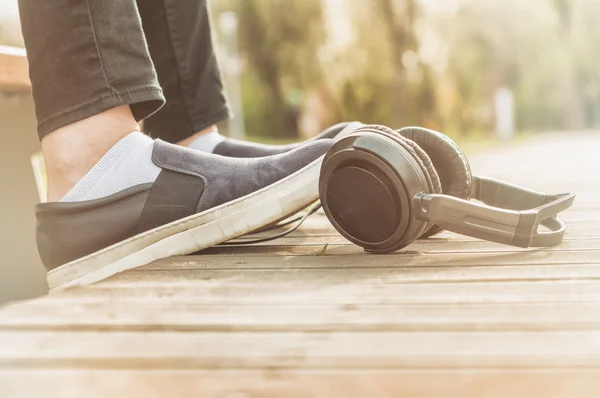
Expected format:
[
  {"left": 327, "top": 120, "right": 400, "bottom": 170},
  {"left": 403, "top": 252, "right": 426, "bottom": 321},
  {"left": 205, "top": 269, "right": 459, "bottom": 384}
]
[
  {"left": 1, "top": 0, "right": 599, "bottom": 140},
  {"left": 210, "top": 0, "right": 600, "bottom": 140}
]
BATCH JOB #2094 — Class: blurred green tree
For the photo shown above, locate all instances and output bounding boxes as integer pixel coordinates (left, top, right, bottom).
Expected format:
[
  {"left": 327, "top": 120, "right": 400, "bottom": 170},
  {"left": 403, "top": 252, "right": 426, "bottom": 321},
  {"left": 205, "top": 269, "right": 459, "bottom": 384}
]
[
  {"left": 214, "top": 0, "right": 326, "bottom": 138},
  {"left": 211, "top": 0, "right": 600, "bottom": 139},
  {"left": 321, "top": 0, "right": 436, "bottom": 129}
]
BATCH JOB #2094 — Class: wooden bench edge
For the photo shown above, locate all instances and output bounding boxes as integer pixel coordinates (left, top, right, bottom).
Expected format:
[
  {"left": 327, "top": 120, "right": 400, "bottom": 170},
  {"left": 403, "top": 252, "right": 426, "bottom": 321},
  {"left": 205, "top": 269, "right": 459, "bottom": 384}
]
[{"left": 0, "top": 45, "right": 31, "bottom": 92}]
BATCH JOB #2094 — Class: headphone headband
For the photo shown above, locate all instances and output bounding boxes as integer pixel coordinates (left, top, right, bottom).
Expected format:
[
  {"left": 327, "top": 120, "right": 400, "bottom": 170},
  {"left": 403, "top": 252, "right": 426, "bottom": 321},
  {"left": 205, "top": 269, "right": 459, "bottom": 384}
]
[{"left": 413, "top": 176, "right": 575, "bottom": 248}]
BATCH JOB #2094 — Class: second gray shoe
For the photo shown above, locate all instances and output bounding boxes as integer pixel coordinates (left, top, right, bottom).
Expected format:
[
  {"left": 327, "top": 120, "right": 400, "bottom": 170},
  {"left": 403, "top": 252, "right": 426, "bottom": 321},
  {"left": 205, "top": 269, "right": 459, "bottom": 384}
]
[{"left": 213, "top": 122, "right": 361, "bottom": 158}]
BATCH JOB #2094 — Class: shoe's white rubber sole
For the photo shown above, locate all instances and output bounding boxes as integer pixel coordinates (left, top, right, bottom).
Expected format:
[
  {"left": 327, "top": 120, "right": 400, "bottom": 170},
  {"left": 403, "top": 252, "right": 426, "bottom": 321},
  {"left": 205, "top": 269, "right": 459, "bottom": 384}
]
[{"left": 47, "top": 155, "right": 324, "bottom": 291}]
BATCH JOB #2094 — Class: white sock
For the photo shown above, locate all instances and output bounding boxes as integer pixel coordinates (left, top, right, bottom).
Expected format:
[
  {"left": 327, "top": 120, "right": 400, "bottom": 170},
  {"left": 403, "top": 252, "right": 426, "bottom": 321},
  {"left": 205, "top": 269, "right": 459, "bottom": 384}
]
[
  {"left": 60, "top": 132, "right": 161, "bottom": 202},
  {"left": 186, "top": 130, "right": 226, "bottom": 153}
]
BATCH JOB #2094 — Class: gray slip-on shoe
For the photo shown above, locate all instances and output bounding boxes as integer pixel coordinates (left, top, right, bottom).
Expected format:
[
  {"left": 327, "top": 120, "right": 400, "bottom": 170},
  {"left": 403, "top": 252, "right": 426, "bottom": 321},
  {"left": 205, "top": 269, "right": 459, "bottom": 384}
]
[
  {"left": 213, "top": 121, "right": 363, "bottom": 158},
  {"left": 36, "top": 138, "right": 333, "bottom": 290}
]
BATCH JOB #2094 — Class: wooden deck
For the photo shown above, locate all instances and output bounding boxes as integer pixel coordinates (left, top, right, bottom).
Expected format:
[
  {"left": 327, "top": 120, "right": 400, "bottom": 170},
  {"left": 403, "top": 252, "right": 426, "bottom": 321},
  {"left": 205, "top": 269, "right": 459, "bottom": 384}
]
[
  {"left": 1, "top": 131, "right": 599, "bottom": 397},
  {"left": 0, "top": 46, "right": 47, "bottom": 305},
  {"left": 0, "top": 46, "right": 30, "bottom": 92}
]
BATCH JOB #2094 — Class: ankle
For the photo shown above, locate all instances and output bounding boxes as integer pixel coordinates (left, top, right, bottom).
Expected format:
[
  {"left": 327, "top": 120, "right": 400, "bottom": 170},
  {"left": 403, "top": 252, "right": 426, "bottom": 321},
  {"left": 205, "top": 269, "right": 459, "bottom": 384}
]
[
  {"left": 177, "top": 125, "right": 219, "bottom": 147},
  {"left": 42, "top": 106, "right": 140, "bottom": 201}
]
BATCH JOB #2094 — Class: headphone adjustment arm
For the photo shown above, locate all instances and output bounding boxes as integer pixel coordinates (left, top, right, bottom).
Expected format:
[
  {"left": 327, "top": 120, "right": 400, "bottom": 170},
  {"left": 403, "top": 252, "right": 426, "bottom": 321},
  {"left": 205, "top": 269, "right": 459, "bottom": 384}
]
[{"left": 413, "top": 193, "right": 522, "bottom": 247}]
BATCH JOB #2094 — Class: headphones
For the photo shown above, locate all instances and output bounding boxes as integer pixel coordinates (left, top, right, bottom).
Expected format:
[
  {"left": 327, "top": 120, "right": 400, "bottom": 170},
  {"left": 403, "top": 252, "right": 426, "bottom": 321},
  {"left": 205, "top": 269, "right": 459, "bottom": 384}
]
[{"left": 318, "top": 124, "right": 576, "bottom": 253}]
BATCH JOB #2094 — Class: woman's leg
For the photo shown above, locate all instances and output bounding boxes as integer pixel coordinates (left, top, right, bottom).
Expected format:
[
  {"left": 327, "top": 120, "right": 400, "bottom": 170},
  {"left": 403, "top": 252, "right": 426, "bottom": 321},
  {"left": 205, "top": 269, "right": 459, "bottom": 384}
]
[
  {"left": 19, "top": 0, "right": 166, "bottom": 200},
  {"left": 137, "top": 0, "right": 230, "bottom": 143},
  {"left": 19, "top": 0, "right": 333, "bottom": 287},
  {"left": 137, "top": 0, "right": 349, "bottom": 157},
  {"left": 20, "top": 0, "right": 165, "bottom": 138}
]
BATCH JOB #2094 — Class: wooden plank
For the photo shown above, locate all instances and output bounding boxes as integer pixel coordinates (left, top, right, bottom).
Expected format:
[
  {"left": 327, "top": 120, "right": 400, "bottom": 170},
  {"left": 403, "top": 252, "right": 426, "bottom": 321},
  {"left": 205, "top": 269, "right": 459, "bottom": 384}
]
[
  {"left": 1, "top": 369, "right": 599, "bottom": 398},
  {"left": 2, "top": 331, "right": 600, "bottom": 369},
  {"left": 2, "top": 303, "right": 600, "bottom": 332},
  {"left": 229, "top": 218, "right": 600, "bottom": 239},
  {"left": 298, "top": 209, "right": 600, "bottom": 224},
  {"left": 202, "top": 238, "right": 600, "bottom": 257},
  {"left": 0, "top": 46, "right": 30, "bottom": 92},
  {"left": 37, "top": 280, "right": 600, "bottom": 306},
  {"left": 0, "top": 76, "right": 46, "bottom": 305},
  {"left": 141, "top": 250, "right": 600, "bottom": 269},
  {"left": 251, "top": 229, "right": 600, "bottom": 242},
  {"left": 99, "top": 264, "right": 600, "bottom": 286},
  {"left": 256, "top": 212, "right": 600, "bottom": 239},
  {"left": 215, "top": 215, "right": 600, "bottom": 253}
]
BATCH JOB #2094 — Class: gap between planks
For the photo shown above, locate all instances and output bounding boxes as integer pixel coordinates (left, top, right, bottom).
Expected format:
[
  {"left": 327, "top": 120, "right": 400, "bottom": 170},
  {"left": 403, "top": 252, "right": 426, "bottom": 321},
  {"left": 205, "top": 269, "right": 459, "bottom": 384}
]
[
  {"left": 2, "top": 369, "right": 599, "bottom": 398},
  {"left": 29, "top": 280, "right": 600, "bottom": 306},
  {"left": 2, "top": 303, "right": 600, "bottom": 332},
  {"left": 140, "top": 250, "right": 600, "bottom": 270},
  {"left": 2, "top": 330, "right": 600, "bottom": 369}
]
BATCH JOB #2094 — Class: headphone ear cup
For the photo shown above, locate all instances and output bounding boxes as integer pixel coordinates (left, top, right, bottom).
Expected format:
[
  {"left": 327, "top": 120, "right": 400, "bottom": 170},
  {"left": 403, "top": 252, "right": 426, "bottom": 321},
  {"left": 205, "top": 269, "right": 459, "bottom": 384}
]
[
  {"left": 396, "top": 126, "right": 473, "bottom": 237},
  {"left": 359, "top": 125, "right": 443, "bottom": 196},
  {"left": 319, "top": 124, "right": 438, "bottom": 253},
  {"left": 396, "top": 126, "right": 472, "bottom": 199}
]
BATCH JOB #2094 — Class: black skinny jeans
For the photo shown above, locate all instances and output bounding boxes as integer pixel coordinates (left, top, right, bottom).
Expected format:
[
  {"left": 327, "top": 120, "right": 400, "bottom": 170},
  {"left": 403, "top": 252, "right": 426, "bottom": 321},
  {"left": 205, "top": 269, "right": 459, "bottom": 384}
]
[{"left": 18, "top": 0, "right": 231, "bottom": 143}]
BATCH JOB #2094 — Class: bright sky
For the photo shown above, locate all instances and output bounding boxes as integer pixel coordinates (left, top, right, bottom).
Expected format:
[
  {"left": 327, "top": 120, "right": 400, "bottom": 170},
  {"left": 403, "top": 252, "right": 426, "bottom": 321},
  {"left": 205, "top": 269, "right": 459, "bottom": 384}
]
[
  {"left": 420, "top": 0, "right": 460, "bottom": 13},
  {"left": 0, "top": 0, "right": 22, "bottom": 46},
  {"left": 0, "top": 0, "right": 19, "bottom": 20}
]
